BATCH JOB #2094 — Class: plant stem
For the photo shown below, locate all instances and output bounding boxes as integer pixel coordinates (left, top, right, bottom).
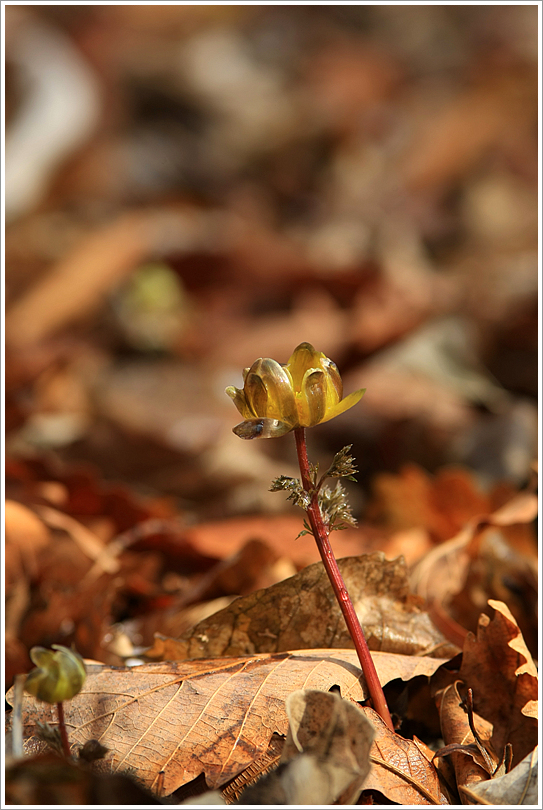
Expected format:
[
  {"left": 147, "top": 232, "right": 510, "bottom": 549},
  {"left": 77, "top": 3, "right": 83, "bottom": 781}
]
[
  {"left": 294, "top": 427, "right": 394, "bottom": 731},
  {"left": 56, "top": 701, "right": 71, "bottom": 757}
]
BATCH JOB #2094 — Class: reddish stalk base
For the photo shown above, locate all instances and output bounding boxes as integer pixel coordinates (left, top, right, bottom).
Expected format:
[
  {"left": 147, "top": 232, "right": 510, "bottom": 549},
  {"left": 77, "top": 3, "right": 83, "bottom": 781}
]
[
  {"left": 294, "top": 428, "right": 394, "bottom": 732},
  {"left": 56, "top": 701, "right": 72, "bottom": 758}
]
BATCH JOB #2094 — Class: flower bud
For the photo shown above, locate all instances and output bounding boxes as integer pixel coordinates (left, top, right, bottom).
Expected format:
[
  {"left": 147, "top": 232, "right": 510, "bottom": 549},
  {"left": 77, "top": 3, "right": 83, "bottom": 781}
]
[
  {"left": 226, "top": 342, "right": 365, "bottom": 439},
  {"left": 25, "top": 645, "right": 86, "bottom": 703}
]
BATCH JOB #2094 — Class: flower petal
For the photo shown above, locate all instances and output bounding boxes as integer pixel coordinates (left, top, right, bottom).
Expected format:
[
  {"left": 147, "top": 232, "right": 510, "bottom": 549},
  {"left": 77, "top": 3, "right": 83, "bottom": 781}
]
[
  {"left": 323, "top": 358, "right": 342, "bottom": 403},
  {"left": 247, "top": 358, "right": 297, "bottom": 423},
  {"left": 287, "top": 342, "right": 325, "bottom": 390},
  {"left": 225, "top": 386, "right": 253, "bottom": 418},
  {"left": 245, "top": 369, "right": 268, "bottom": 416},
  {"left": 233, "top": 418, "right": 293, "bottom": 440},
  {"left": 299, "top": 368, "right": 327, "bottom": 426},
  {"left": 320, "top": 388, "right": 366, "bottom": 424}
]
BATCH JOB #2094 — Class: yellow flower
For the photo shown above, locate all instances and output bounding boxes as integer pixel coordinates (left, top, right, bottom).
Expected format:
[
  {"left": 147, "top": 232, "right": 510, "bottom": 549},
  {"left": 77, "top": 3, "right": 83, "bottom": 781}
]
[
  {"left": 25, "top": 645, "right": 86, "bottom": 703},
  {"left": 226, "top": 342, "right": 365, "bottom": 439}
]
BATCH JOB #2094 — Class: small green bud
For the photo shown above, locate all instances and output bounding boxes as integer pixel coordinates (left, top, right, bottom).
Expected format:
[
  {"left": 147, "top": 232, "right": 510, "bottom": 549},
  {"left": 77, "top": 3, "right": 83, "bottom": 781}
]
[{"left": 25, "top": 645, "right": 86, "bottom": 703}]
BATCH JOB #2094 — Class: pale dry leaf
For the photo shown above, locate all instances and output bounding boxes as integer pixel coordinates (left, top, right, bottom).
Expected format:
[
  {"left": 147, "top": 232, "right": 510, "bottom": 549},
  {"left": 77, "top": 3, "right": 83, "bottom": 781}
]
[
  {"left": 434, "top": 680, "right": 494, "bottom": 794},
  {"left": 238, "top": 690, "right": 374, "bottom": 805},
  {"left": 461, "top": 746, "right": 538, "bottom": 806},
  {"left": 282, "top": 689, "right": 374, "bottom": 802},
  {"left": 237, "top": 753, "right": 351, "bottom": 805}
]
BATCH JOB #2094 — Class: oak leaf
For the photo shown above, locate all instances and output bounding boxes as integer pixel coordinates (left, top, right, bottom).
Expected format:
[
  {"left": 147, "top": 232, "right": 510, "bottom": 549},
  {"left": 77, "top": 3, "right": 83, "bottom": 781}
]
[{"left": 458, "top": 600, "right": 538, "bottom": 767}]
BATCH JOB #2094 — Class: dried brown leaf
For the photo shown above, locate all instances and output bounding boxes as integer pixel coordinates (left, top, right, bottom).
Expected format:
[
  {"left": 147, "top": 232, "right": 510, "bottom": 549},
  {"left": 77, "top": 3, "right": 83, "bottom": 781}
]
[
  {"left": 362, "top": 707, "right": 450, "bottom": 804},
  {"left": 5, "top": 500, "right": 50, "bottom": 588},
  {"left": 458, "top": 600, "right": 538, "bottom": 767},
  {"left": 410, "top": 491, "right": 538, "bottom": 651},
  {"left": 434, "top": 680, "right": 494, "bottom": 794},
  {"left": 143, "top": 554, "right": 457, "bottom": 662},
  {"left": 182, "top": 514, "right": 369, "bottom": 569},
  {"left": 461, "top": 746, "right": 538, "bottom": 806},
  {"left": 238, "top": 689, "right": 374, "bottom": 804},
  {"left": 4, "top": 208, "right": 213, "bottom": 348},
  {"left": 8, "top": 649, "right": 445, "bottom": 797}
]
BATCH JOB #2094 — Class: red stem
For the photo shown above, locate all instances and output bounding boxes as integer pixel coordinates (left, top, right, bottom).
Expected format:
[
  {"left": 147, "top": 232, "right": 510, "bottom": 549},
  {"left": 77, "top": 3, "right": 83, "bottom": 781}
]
[
  {"left": 56, "top": 701, "right": 71, "bottom": 757},
  {"left": 294, "top": 428, "right": 394, "bottom": 731}
]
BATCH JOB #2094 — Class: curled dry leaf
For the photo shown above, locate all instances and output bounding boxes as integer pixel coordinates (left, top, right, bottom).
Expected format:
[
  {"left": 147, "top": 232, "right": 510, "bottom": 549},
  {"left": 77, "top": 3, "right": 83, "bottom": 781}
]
[
  {"left": 7, "top": 649, "right": 446, "bottom": 797},
  {"left": 237, "top": 689, "right": 374, "bottom": 805},
  {"left": 410, "top": 490, "right": 538, "bottom": 652},
  {"left": 458, "top": 600, "right": 538, "bottom": 767},
  {"left": 410, "top": 490, "right": 538, "bottom": 604},
  {"left": 460, "top": 745, "right": 538, "bottom": 806},
  {"left": 361, "top": 707, "right": 451, "bottom": 805},
  {"left": 143, "top": 553, "right": 457, "bottom": 662},
  {"left": 434, "top": 680, "right": 495, "bottom": 794}
]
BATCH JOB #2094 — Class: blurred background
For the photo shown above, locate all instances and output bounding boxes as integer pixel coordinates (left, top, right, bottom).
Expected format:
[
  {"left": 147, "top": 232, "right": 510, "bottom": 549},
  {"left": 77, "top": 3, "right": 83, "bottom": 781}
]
[{"left": 4, "top": 4, "right": 539, "bottom": 674}]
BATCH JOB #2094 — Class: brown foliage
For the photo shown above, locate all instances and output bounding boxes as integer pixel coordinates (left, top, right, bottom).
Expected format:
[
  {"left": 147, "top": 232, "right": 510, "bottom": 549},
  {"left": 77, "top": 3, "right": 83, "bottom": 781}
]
[
  {"left": 143, "top": 553, "right": 457, "bottom": 662},
  {"left": 7, "top": 650, "right": 445, "bottom": 796}
]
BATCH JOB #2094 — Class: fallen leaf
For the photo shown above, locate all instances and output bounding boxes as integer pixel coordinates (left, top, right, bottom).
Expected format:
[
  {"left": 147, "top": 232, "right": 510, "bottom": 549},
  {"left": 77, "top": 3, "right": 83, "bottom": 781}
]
[
  {"left": 181, "top": 514, "right": 371, "bottom": 569},
  {"left": 34, "top": 504, "right": 120, "bottom": 574},
  {"left": 143, "top": 554, "right": 457, "bottom": 661},
  {"left": 400, "top": 70, "right": 533, "bottom": 191},
  {"left": 5, "top": 751, "right": 162, "bottom": 805},
  {"left": 5, "top": 498, "right": 51, "bottom": 578},
  {"left": 458, "top": 600, "right": 538, "bottom": 767},
  {"left": 179, "top": 538, "right": 295, "bottom": 603},
  {"left": 220, "top": 734, "right": 284, "bottom": 804},
  {"left": 4, "top": 208, "right": 214, "bottom": 348},
  {"left": 362, "top": 707, "right": 450, "bottom": 804},
  {"left": 461, "top": 745, "right": 538, "bottom": 806},
  {"left": 410, "top": 491, "right": 538, "bottom": 651},
  {"left": 366, "top": 464, "right": 490, "bottom": 544},
  {"left": 434, "top": 680, "right": 494, "bottom": 794},
  {"left": 7, "top": 649, "right": 446, "bottom": 797},
  {"left": 237, "top": 689, "right": 374, "bottom": 804}
]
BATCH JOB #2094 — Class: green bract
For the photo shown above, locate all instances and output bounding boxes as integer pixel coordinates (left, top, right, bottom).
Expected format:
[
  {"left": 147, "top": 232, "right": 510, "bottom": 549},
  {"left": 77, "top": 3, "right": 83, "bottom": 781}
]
[{"left": 226, "top": 342, "right": 365, "bottom": 439}]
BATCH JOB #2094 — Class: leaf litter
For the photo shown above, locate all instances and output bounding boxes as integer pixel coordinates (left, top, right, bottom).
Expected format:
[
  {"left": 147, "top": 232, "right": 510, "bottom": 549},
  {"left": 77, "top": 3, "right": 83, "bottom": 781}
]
[
  {"left": 4, "top": 4, "right": 538, "bottom": 805},
  {"left": 7, "top": 649, "right": 445, "bottom": 796}
]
